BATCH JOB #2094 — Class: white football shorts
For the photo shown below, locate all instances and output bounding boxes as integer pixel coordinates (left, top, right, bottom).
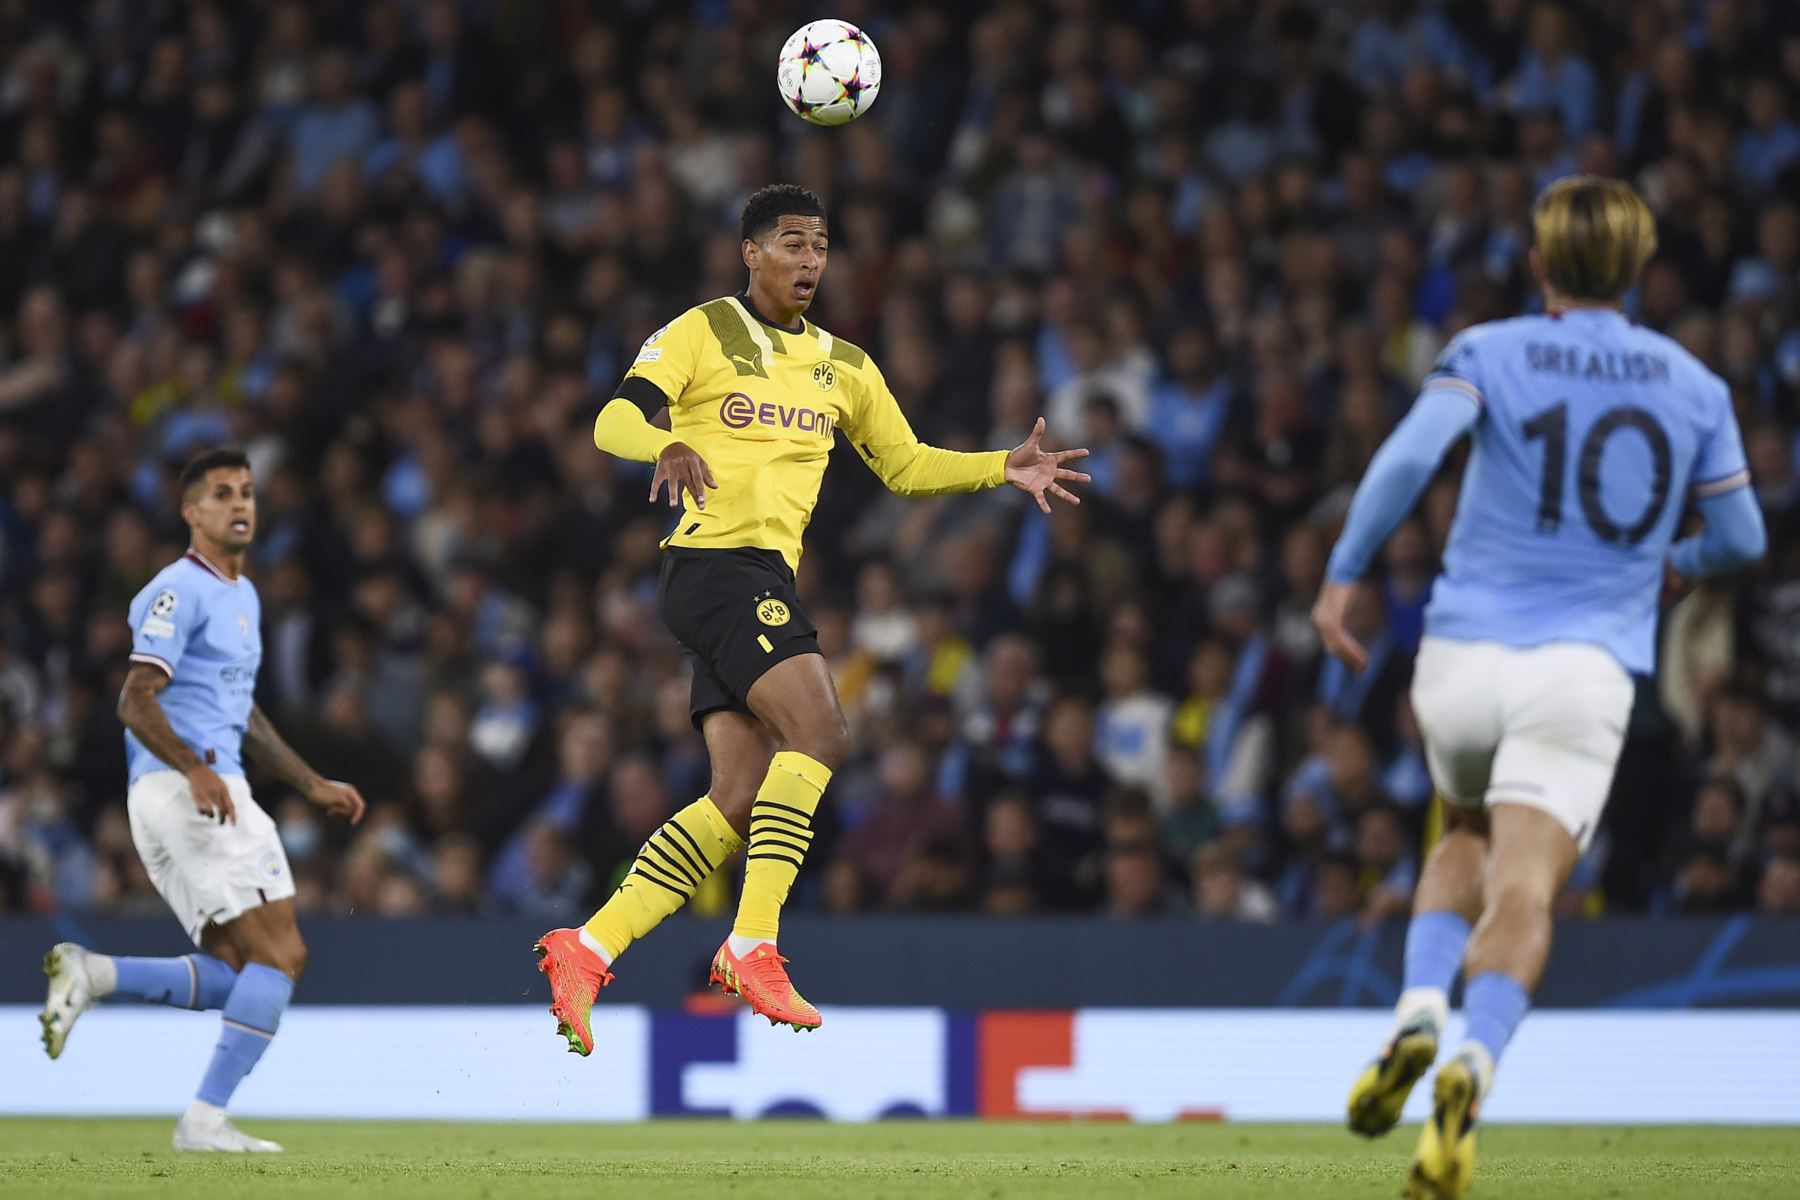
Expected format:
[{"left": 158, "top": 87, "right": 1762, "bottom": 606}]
[
  {"left": 1409, "top": 636, "right": 1634, "bottom": 852},
  {"left": 127, "top": 770, "right": 295, "bottom": 946}
]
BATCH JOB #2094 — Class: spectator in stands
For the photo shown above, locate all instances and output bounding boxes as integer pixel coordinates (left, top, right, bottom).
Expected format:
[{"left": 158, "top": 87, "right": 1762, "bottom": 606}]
[
  {"left": 1191, "top": 841, "right": 1277, "bottom": 922},
  {"left": 1353, "top": 804, "right": 1417, "bottom": 927},
  {"left": 1311, "top": 852, "right": 1365, "bottom": 920},
  {"left": 1158, "top": 748, "right": 1218, "bottom": 863},
  {"left": 841, "top": 740, "right": 969, "bottom": 906},
  {"left": 1756, "top": 854, "right": 1800, "bottom": 916},
  {"left": 980, "top": 791, "right": 1048, "bottom": 913},
  {"left": 1104, "top": 836, "right": 1177, "bottom": 918},
  {"left": 890, "top": 837, "right": 977, "bottom": 913},
  {"left": 1673, "top": 843, "right": 1754, "bottom": 914},
  {"left": 1022, "top": 694, "right": 1112, "bottom": 905},
  {"left": 431, "top": 833, "right": 487, "bottom": 917},
  {"left": 1094, "top": 641, "right": 1174, "bottom": 810},
  {"left": 1148, "top": 324, "right": 1233, "bottom": 491},
  {"left": 0, "top": 0, "right": 1796, "bottom": 926},
  {"left": 1706, "top": 684, "right": 1795, "bottom": 835}
]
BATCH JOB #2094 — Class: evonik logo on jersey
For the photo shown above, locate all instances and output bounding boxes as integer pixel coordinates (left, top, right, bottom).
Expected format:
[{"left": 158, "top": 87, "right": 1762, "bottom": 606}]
[{"left": 720, "top": 392, "right": 836, "bottom": 438}]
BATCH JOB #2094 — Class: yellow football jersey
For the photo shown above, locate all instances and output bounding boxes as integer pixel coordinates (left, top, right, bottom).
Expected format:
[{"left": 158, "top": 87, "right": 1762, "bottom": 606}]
[{"left": 617, "top": 294, "right": 1006, "bottom": 570}]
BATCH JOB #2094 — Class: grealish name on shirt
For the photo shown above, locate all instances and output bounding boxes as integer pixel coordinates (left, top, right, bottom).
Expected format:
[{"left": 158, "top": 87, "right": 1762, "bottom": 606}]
[{"left": 1525, "top": 342, "right": 1670, "bottom": 384}]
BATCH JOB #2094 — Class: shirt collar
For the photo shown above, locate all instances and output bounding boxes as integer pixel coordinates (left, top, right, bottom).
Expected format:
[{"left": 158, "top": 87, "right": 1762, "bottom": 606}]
[
  {"left": 185, "top": 549, "right": 240, "bottom": 585},
  {"left": 737, "top": 290, "right": 807, "bottom": 336}
]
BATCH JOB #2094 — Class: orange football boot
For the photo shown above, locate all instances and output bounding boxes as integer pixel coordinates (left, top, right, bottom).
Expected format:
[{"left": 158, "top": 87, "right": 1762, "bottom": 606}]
[
  {"left": 533, "top": 928, "right": 614, "bottom": 1055},
  {"left": 709, "top": 940, "right": 821, "bottom": 1031}
]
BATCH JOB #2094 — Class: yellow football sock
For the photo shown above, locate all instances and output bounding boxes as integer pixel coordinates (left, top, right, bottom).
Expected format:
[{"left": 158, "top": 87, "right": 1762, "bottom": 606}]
[
  {"left": 584, "top": 796, "right": 744, "bottom": 961},
  {"left": 732, "top": 751, "right": 830, "bottom": 942}
]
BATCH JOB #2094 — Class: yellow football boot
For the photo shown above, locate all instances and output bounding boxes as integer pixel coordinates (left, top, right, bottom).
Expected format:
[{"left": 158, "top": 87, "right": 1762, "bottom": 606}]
[
  {"left": 1348, "top": 1016, "right": 1439, "bottom": 1137},
  {"left": 1406, "top": 1054, "right": 1481, "bottom": 1200}
]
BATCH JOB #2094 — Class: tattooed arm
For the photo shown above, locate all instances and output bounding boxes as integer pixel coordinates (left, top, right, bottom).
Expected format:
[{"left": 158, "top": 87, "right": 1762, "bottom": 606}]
[
  {"left": 246, "top": 704, "right": 367, "bottom": 824},
  {"left": 118, "top": 663, "right": 235, "bottom": 823}
]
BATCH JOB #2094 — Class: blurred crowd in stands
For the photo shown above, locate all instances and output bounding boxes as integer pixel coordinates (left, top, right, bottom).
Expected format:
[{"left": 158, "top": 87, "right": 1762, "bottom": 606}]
[{"left": 3, "top": 0, "right": 1800, "bottom": 928}]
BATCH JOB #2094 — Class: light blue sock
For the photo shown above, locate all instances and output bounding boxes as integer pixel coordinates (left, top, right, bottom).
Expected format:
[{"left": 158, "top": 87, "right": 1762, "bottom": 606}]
[
  {"left": 1462, "top": 971, "right": 1532, "bottom": 1066},
  {"left": 1403, "top": 911, "right": 1472, "bottom": 993},
  {"left": 196, "top": 964, "right": 294, "bottom": 1107},
  {"left": 111, "top": 955, "right": 239, "bottom": 1010}
]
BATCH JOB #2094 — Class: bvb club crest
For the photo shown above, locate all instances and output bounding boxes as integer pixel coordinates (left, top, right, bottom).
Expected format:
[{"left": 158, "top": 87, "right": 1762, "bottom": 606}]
[
  {"left": 811, "top": 361, "right": 835, "bottom": 391},
  {"left": 756, "top": 598, "right": 791, "bottom": 626}
]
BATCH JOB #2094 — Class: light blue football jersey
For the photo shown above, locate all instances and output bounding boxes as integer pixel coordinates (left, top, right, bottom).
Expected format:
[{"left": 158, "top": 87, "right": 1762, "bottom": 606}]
[
  {"left": 125, "top": 551, "right": 263, "bottom": 783},
  {"left": 1424, "top": 307, "right": 1749, "bottom": 675}
]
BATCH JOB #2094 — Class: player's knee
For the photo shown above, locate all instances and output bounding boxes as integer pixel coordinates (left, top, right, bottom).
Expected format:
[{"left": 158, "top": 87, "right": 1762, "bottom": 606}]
[
  {"left": 278, "top": 940, "right": 308, "bottom": 980},
  {"left": 1487, "top": 875, "right": 1555, "bottom": 920},
  {"left": 252, "top": 937, "right": 307, "bottom": 980},
  {"left": 794, "top": 713, "right": 850, "bottom": 770}
]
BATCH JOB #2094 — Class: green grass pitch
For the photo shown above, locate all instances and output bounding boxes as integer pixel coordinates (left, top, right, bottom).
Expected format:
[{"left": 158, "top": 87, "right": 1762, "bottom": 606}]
[{"left": 2, "top": 1118, "right": 1796, "bottom": 1198}]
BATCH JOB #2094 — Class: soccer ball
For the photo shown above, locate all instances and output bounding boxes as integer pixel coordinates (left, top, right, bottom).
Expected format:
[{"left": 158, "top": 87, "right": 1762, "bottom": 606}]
[{"left": 777, "top": 19, "right": 881, "bottom": 127}]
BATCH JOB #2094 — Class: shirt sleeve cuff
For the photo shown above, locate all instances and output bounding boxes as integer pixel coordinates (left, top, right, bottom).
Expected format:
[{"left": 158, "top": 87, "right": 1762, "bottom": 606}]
[{"left": 1692, "top": 469, "right": 1751, "bottom": 498}]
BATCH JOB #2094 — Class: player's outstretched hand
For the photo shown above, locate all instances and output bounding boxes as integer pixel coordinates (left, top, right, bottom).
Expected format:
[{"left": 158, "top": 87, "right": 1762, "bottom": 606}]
[
  {"left": 1004, "top": 417, "right": 1091, "bottom": 515},
  {"left": 186, "top": 764, "right": 236, "bottom": 825},
  {"left": 650, "top": 441, "right": 717, "bottom": 510},
  {"left": 308, "top": 778, "right": 367, "bottom": 825},
  {"left": 1311, "top": 580, "right": 1368, "bottom": 673}
]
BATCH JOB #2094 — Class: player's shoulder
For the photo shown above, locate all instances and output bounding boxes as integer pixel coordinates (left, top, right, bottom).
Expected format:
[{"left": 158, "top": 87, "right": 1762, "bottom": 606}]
[
  {"left": 1624, "top": 321, "right": 1729, "bottom": 400},
  {"left": 644, "top": 303, "right": 715, "bottom": 345},
  {"left": 806, "top": 320, "right": 871, "bottom": 373},
  {"left": 129, "top": 556, "right": 209, "bottom": 623},
  {"left": 1445, "top": 313, "right": 1544, "bottom": 356},
  {"left": 134, "top": 556, "right": 196, "bottom": 601},
  {"left": 1421, "top": 318, "right": 1522, "bottom": 401}
]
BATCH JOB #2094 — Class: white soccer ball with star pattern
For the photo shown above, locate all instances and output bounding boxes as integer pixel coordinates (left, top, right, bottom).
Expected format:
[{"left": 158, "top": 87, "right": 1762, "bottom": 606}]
[{"left": 777, "top": 19, "right": 881, "bottom": 127}]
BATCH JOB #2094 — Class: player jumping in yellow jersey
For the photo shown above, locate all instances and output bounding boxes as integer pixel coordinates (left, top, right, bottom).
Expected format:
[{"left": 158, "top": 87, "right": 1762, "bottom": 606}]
[{"left": 534, "top": 184, "right": 1090, "bottom": 1050}]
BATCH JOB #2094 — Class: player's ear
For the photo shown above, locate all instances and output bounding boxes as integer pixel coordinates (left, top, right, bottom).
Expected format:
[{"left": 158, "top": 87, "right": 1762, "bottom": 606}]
[
  {"left": 742, "top": 237, "right": 759, "bottom": 271},
  {"left": 1527, "top": 246, "right": 1545, "bottom": 288}
]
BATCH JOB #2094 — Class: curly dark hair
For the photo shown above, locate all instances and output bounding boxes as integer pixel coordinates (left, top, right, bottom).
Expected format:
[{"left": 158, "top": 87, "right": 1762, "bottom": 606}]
[{"left": 740, "top": 183, "right": 827, "bottom": 242}]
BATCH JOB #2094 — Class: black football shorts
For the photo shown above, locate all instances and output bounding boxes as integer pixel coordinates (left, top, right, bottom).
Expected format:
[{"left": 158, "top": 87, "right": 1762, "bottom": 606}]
[{"left": 656, "top": 546, "right": 821, "bottom": 729}]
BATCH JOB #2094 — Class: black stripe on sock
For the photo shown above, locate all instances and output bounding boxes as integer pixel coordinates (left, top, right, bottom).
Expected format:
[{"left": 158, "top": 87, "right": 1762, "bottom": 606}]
[
  {"left": 750, "top": 816, "right": 813, "bottom": 836},
  {"left": 746, "top": 851, "right": 805, "bottom": 868},
  {"left": 753, "top": 800, "right": 817, "bottom": 822},
  {"left": 748, "top": 827, "right": 813, "bottom": 845},
  {"left": 666, "top": 820, "right": 716, "bottom": 871},
  {"left": 750, "top": 810, "right": 814, "bottom": 834},
  {"left": 751, "top": 831, "right": 813, "bottom": 852},
  {"left": 642, "top": 840, "right": 700, "bottom": 887},
  {"left": 634, "top": 861, "right": 696, "bottom": 897},
  {"left": 657, "top": 828, "right": 709, "bottom": 878},
  {"left": 752, "top": 834, "right": 813, "bottom": 859}
]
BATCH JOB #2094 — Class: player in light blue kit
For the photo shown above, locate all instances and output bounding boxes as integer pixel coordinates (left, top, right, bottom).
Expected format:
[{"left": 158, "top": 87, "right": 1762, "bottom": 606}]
[
  {"left": 1315, "top": 178, "right": 1766, "bottom": 1198},
  {"left": 39, "top": 448, "right": 366, "bottom": 1152}
]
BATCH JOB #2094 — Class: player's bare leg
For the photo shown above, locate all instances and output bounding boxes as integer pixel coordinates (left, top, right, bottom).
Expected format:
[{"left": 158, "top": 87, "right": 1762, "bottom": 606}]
[
  {"left": 704, "top": 710, "right": 784, "bottom": 833},
  {"left": 1350, "top": 805, "right": 1487, "bottom": 1136},
  {"left": 537, "top": 713, "right": 769, "bottom": 1055},
  {"left": 710, "top": 654, "right": 849, "bottom": 1030},
  {"left": 1408, "top": 804, "right": 1577, "bottom": 1199},
  {"left": 172, "top": 900, "right": 307, "bottom": 1153},
  {"left": 201, "top": 923, "right": 248, "bottom": 971}
]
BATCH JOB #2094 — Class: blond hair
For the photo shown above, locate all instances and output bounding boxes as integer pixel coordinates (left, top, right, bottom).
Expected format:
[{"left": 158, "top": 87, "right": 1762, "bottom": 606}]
[{"left": 1532, "top": 176, "right": 1657, "bottom": 302}]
